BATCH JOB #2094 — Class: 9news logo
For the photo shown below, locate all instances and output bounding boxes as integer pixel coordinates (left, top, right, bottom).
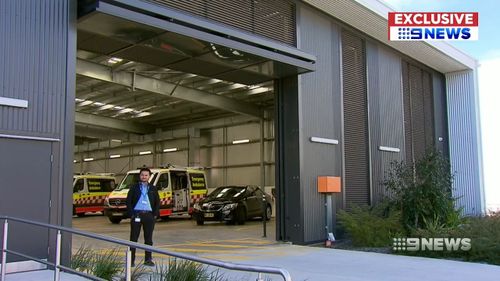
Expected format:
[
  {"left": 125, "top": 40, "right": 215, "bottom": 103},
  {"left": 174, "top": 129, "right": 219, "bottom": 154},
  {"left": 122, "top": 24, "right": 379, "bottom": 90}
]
[{"left": 388, "top": 12, "right": 478, "bottom": 41}]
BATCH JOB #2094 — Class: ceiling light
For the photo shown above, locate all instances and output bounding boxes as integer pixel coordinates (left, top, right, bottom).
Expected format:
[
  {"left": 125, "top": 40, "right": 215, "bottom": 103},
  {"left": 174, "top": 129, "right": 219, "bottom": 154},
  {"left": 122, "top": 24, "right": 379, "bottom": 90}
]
[
  {"left": 139, "top": 151, "right": 152, "bottom": 155},
  {"left": 75, "top": 98, "right": 84, "bottom": 102},
  {"left": 111, "top": 139, "right": 122, "bottom": 143},
  {"left": 83, "top": 158, "right": 94, "bottom": 162},
  {"left": 93, "top": 102, "right": 104, "bottom": 106},
  {"left": 98, "top": 104, "right": 114, "bottom": 110},
  {"left": 118, "top": 108, "right": 134, "bottom": 114},
  {"left": 110, "top": 154, "right": 121, "bottom": 159},
  {"left": 232, "top": 139, "right": 250, "bottom": 145},
  {"left": 135, "top": 112, "right": 152, "bottom": 118},
  {"left": 163, "top": 148, "right": 178, "bottom": 153},
  {"left": 73, "top": 160, "right": 77, "bottom": 163},
  {"left": 107, "top": 57, "right": 123, "bottom": 64},
  {"left": 78, "top": 100, "right": 93, "bottom": 106}
]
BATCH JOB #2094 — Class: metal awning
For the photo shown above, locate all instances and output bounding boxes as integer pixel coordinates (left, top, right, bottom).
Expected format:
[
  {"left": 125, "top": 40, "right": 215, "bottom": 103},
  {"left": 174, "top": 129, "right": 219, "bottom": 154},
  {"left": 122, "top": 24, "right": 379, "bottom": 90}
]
[{"left": 77, "top": 0, "right": 316, "bottom": 85}]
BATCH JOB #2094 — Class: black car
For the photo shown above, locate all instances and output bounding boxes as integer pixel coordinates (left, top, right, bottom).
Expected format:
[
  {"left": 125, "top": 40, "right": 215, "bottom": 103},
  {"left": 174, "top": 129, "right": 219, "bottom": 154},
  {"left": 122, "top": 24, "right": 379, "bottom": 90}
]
[{"left": 193, "top": 185, "right": 273, "bottom": 225}]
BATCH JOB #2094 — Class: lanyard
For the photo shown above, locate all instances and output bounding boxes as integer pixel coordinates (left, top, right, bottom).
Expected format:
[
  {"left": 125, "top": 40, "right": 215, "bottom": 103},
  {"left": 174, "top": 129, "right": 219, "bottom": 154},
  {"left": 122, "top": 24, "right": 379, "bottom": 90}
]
[{"left": 140, "top": 184, "right": 149, "bottom": 196}]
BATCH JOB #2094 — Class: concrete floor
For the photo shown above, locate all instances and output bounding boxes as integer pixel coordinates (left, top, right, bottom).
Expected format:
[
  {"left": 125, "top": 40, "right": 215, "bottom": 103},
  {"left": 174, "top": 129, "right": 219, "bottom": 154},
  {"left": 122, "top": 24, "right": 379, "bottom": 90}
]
[{"left": 72, "top": 213, "right": 277, "bottom": 261}]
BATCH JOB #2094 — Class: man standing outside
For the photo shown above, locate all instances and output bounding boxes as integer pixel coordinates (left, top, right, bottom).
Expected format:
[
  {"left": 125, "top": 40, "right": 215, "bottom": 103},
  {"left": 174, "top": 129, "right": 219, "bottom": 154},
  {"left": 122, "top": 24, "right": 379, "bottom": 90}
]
[{"left": 126, "top": 167, "right": 160, "bottom": 267}]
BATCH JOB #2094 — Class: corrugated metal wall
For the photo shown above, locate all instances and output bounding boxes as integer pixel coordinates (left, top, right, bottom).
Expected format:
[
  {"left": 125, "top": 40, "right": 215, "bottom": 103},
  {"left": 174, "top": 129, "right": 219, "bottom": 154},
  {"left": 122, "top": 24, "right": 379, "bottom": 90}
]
[
  {"left": 402, "top": 62, "right": 435, "bottom": 162},
  {"left": 366, "top": 42, "right": 405, "bottom": 204},
  {"left": 446, "top": 71, "right": 485, "bottom": 215},
  {"left": 297, "top": 6, "right": 343, "bottom": 242},
  {"left": 342, "top": 31, "right": 370, "bottom": 208},
  {"left": 0, "top": 0, "right": 68, "bottom": 138},
  {"left": 0, "top": 0, "right": 74, "bottom": 266},
  {"left": 143, "top": 0, "right": 296, "bottom": 46}
]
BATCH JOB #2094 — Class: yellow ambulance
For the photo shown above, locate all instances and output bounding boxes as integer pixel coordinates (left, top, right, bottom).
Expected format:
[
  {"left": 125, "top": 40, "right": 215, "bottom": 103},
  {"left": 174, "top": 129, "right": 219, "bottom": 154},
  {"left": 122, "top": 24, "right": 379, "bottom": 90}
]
[
  {"left": 73, "top": 174, "right": 116, "bottom": 217},
  {"left": 103, "top": 166, "right": 208, "bottom": 224}
]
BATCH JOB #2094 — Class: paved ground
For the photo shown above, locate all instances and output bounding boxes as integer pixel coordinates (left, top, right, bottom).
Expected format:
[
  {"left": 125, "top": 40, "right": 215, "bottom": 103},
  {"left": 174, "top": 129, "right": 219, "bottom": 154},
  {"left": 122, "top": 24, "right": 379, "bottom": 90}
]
[
  {"left": 68, "top": 214, "right": 500, "bottom": 281},
  {"left": 4, "top": 270, "right": 89, "bottom": 281},
  {"left": 6, "top": 214, "right": 494, "bottom": 281}
]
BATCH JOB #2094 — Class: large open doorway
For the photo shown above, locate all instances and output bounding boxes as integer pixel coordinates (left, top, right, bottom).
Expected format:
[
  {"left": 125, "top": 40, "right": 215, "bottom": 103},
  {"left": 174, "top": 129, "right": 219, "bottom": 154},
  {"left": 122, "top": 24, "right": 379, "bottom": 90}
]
[{"left": 71, "top": 0, "right": 314, "bottom": 257}]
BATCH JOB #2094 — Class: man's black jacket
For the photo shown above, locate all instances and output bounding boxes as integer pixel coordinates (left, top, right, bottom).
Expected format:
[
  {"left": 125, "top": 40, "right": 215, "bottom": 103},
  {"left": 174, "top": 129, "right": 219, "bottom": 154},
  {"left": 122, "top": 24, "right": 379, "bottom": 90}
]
[{"left": 126, "top": 183, "right": 161, "bottom": 218}]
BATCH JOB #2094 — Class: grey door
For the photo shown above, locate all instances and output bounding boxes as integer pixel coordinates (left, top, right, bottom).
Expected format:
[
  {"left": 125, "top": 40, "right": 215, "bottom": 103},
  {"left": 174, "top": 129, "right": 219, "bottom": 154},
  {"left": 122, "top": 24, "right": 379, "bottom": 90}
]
[{"left": 0, "top": 137, "right": 52, "bottom": 263}]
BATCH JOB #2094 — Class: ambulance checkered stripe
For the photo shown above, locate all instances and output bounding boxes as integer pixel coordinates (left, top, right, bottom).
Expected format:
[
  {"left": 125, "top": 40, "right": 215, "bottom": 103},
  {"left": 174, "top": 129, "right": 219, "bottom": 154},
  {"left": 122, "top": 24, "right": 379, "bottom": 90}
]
[
  {"left": 73, "top": 195, "right": 106, "bottom": 205},
  {"left": 160, "top": 197, "right": 173, "bottom": 206},
  {"left": 190, "top": 194, "right": 206, "bottom": 204}
]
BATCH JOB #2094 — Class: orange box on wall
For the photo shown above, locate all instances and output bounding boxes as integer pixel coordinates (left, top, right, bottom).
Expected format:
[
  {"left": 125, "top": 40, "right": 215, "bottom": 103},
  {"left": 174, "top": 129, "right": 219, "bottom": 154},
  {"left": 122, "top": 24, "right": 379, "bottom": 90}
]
[{"left": 317, "top": 176, "right": 341, "bottom": 193}]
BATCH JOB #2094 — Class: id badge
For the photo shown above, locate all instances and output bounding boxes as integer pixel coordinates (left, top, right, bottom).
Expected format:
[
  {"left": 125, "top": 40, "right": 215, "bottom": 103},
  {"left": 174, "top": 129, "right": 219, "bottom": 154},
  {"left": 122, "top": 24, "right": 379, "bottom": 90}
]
[{"left": 134, "top": 217, "right": 141, "bottom": 223}]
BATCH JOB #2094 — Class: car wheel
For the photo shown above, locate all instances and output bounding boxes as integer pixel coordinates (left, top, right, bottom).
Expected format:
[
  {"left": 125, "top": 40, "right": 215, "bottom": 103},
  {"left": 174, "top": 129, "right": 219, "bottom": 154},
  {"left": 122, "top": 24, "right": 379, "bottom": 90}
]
[
  {"left": 76, "top": 212, "right": 85, "bottom": 217},
  {"left": 265, "top": 205, "right": 272, "bottom": 221},
  {"left": 160, "top": 216, "right": 169, "bottom": 221},
  {"left": 109, "top": 217, "right": 121, "bottom": 224},
  {"left": 196, "top": 218, "right": 204, "bottom": 225},
  {"left": 236, "top": 207, "right": 246, "bottom": 225}
]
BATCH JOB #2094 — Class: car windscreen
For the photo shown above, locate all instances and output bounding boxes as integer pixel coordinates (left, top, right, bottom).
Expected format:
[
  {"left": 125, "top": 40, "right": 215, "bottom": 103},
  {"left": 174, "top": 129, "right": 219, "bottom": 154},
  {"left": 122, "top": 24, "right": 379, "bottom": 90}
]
[
  {"left": 117, "top": 172, "right": 157, "bottom": 190},
  {"left": 208, "top": 187, "right": 246, "bottom": 200},
  {"left": 116, "top": 173, "right": 139, "bottom": 190}
]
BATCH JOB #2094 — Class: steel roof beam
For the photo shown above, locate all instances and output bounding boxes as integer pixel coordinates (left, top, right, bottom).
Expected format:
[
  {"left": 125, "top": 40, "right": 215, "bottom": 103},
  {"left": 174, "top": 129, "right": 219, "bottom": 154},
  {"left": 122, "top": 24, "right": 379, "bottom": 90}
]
[
  {"left": 76, "top": 59, "right": 263, "bottom": 118},
  {"left": 75, "top": 112, "right": 154, "bottom": 134}
]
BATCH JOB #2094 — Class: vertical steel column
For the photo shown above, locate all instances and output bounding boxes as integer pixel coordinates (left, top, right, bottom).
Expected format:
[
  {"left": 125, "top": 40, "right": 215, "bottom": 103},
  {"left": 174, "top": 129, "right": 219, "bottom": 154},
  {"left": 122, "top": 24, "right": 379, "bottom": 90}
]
[
  {"left": 260, "top": 119, "right": 266, "bottom": 237},
  {"left": 1, "top": 220, "right": 8, "bottom": 281},
  {"left": 223, "top": 127, "right": 228, "bottom": 185},
  {"left": 54, "top": 230, "right": 61, "bottom": 281}
]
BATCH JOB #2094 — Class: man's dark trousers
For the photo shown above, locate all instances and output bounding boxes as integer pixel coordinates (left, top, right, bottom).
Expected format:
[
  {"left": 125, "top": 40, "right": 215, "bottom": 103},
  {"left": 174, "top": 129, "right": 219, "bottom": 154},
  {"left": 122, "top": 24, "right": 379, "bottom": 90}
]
[{"left": 130, "top": 211, "right": 155, "bottom": 264}]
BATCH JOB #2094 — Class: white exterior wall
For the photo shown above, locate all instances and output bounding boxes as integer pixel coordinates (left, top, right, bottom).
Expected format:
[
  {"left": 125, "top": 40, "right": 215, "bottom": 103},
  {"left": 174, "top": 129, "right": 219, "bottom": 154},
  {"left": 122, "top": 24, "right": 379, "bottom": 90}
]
[{"left": 446, "top": 70, "right": 486, "bottom": 215}]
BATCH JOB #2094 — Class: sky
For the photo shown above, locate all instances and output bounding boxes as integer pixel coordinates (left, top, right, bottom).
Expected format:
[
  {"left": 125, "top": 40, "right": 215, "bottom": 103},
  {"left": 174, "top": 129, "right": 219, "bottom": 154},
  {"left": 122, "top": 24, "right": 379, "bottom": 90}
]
[{"left": 381, "top": 0, "right": 500, "bottom": 210}]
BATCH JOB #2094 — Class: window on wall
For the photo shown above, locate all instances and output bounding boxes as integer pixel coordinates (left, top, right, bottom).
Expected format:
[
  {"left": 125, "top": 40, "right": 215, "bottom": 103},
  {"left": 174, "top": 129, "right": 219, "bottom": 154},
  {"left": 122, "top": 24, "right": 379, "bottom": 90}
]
[
  {"left": 402, "top": 61, "right": 435, "bottom": 162},
  {"left": 342, "top": 31, "right": 370, "bottom": 207}
]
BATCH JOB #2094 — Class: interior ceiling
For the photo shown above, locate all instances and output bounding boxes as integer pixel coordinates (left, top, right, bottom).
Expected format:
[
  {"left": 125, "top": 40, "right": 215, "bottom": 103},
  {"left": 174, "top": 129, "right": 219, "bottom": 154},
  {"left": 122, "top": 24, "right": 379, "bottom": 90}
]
[{"left": 75, "top": 13, "right": 283, "bottom": 141}]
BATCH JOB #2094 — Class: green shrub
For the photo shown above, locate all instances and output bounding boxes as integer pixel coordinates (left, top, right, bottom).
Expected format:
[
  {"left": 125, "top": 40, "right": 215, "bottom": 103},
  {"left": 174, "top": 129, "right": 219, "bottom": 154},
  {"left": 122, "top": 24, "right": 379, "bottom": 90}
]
[
  {"left": 70, "top": 245, "right": 93, "bottom": 272},
  {"left": 151, "top": 258, "right": 227, "bottom": 281},
  {"left": 91, "top": 248, "right": 123, "bottom": 280},
  {"left": 384, "top": 150, "right": 462, "bottom": 231},
  {"left": 71, "top": 246, "right": 127, "bottom": 281},
  {"left": 401, "top": 213, "right": 500, "bottom": 265},
  {"left": 461, "top": 213, "right": 500, "bottom": 265},
  {"left": 337, "top": 202, "right": 404, "bottom": 247}
]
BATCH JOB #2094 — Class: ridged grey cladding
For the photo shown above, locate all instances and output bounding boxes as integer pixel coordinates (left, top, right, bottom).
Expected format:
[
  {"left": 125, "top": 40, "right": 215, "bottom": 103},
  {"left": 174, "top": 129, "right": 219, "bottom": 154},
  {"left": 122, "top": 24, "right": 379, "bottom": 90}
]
[
  {"left": 342, "top": 31, "right": 370, "bottom": 208},
  {"left": 0, "top": 0, "right": 68, "bottom": 138},
  {"left": 446, "top": 71, "right": 485, "bottom": 215},
  {"left": 143, "top": 0, "right": 296, "bottom": 46},
  {"left": 297, "top": 6, "right": 343, "bottom": 242},
  {"left": 366, "top": 42, "right": 405, "bottom": 204},
  {"left": 402, "top": 62, "right": 435, "bottom": 162},
  {"left": 0, "top": 0, "right": 73, "bottom": 265}
]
